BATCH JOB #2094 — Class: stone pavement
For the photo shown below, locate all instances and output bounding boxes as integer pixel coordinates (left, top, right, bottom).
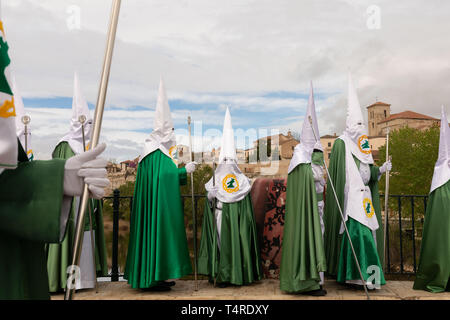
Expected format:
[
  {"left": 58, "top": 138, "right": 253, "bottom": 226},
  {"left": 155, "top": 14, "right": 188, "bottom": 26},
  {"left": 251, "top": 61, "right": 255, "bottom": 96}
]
[{"left": 52, "top": 280, "right": 450, "bottom": 300}]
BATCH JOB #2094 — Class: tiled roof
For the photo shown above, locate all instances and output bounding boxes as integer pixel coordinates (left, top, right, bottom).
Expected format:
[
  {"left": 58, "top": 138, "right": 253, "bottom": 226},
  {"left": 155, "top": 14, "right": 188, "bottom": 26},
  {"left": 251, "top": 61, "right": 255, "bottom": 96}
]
[
  {"left": 378, "top": 110, "right": 438, "bottom": 124},
  {"left": 367, "top": 101, "right": 391, "bottom": 108},
  {"left": 320, "top": 134, "right": 338, "bottom": 139}
]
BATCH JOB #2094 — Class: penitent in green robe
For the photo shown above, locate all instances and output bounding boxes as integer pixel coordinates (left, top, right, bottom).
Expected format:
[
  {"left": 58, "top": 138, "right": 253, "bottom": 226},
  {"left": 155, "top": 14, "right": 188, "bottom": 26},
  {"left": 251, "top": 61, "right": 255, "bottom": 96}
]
[
  {"left": 46, "top": 141, "right": 108, "bottom": 292},
  {"left": 279, "top": 158, "right": 327, "bottom": 293},
  {"left": 198, "top": 194, "right": 262, "bottom": 285},
  {"left": 324, "top": 139, "right": 385, "bottom": 283},
  {"left": 413, "top": 180, "right": 450, "bottom": 293},
  {"left": 0, "top": 143, "right": 68, "bottom": 300},
  {"left": 124, "top": 150, "right": 192, "bottom": 288}
]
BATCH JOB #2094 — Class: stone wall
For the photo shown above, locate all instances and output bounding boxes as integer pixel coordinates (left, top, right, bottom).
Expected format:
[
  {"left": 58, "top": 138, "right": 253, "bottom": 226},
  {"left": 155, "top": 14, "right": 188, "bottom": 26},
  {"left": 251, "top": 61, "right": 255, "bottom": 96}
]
[{"left": 105, "top": 168, "right": 137, "bottom": 196}]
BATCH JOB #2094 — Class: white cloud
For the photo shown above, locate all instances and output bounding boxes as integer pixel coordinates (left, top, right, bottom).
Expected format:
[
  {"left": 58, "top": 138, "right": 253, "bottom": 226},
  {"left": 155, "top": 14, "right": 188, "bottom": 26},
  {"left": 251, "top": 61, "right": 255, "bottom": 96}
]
[{"left": 4, "top": 0, "right": 450, "bottom": 161}]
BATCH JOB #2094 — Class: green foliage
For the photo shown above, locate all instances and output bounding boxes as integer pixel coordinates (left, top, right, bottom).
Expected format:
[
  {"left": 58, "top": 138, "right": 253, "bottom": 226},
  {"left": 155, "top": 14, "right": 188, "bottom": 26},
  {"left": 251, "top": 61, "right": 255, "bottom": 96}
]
[
  {"left": 378, "top": 127, "right": 439, "bottom": 221},
  {"left": 102, "top": 181, "right": 135, "bottom": 221},
  {"left": 180, "top": 164, "right": 214, "bottom": 230},
  {"left": 378, "top": 126, "right": 440, "bottom": 196}
]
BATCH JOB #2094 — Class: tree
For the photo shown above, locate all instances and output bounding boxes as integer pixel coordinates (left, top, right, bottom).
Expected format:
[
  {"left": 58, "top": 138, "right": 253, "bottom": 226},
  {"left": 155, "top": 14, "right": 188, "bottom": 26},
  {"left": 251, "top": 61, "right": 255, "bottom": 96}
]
[
  {"left": 180, "top": 163, "right": 214, "bottom": 229},
  {"left": 378, "top": 126, "right": 440, "bottom": 196}
]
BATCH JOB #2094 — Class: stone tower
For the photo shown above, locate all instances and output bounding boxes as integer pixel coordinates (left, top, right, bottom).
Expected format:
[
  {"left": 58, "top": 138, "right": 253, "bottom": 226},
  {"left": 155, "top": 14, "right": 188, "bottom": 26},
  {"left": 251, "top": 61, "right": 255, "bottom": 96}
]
[{"left": 367, "top": 101, "right": 391, "bottom": 136}]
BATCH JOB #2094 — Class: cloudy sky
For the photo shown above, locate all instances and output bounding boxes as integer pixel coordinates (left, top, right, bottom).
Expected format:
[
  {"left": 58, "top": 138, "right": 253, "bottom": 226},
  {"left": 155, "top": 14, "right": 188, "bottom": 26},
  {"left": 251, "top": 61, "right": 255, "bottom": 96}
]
[{"left": 4, "top": 0, "right": 450, "bottom": 162}]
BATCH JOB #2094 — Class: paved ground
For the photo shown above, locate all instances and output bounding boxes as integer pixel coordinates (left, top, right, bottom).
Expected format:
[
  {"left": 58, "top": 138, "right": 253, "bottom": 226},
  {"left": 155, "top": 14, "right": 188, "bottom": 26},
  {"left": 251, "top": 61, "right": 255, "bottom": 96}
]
[{"left": 52, "top": 280, "right": 450, "bottom": 300}]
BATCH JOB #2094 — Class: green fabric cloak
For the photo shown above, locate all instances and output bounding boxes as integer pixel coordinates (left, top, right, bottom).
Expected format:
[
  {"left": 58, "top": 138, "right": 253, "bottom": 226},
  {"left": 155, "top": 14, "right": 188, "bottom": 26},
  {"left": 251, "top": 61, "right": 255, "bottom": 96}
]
[
  {"left": 279, "top": 161, "right": 327, "bottom": 293},
  {"left": 413, "top": 180, "right": 450, "bottom": 293},
  {"left": 46, "top": 141, "right": 108, "bottom": 292},
  {"left": 124, "top": 150, "right": 192, "bottom": 288},
  {"left": 198, "top": 193, "right": 262, "bottom": 285},
  {"left": 324, "top": 139, "right": 385, "bottom": 281},
  {"left": 0, "top": 143, "right": 67, "bottom": 300}
]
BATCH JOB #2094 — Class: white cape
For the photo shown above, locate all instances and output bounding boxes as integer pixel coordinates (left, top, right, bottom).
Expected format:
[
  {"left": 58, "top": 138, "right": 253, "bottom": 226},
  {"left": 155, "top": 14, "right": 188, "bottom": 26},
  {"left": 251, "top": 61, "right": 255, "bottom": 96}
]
[
  {"left": 430, "top": 106, "right": 450, "bottom": 193},
  {"left": 205, "top": 161, "right": 251, "bottom": 204},
  {"left": 339, "top": 134, "right": 379, "bottom": 233}
]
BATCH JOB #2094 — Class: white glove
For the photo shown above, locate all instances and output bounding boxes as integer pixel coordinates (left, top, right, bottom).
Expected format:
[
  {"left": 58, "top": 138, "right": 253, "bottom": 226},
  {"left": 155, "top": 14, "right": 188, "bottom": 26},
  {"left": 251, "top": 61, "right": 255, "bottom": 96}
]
[
  {"left": 379, "top": 160, "right": 392, "bottom": 175},
  {"left": 185, "top": 161, "right": 198, "bottom": 174},
  {"left": 64, "top": 143, "right": 110, "bottom": 199},
  {"left": 207, "top": 185, "right": 218, "bottom": 202}
]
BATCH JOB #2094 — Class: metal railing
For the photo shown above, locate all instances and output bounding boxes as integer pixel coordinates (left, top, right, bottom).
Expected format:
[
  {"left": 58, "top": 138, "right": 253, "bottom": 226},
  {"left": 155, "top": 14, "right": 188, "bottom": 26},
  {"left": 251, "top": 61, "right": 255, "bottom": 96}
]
[
  {"left": 102, "top": 190, "right": 428, "bottom": 280},
  {"left": 102, "top": 190, "right": 206, "bottom": 281},
  {"left": 380, "top": 194, "right": 428, "bottom": 275}
]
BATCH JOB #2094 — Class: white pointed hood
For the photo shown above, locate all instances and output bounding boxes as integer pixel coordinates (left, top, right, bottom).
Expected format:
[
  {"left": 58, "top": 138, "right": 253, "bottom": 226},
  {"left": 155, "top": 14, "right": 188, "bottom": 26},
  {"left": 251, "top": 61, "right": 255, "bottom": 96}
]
[
  {"left": 342, "top": 72, "right": 374, "bottom": 164},
  {"left": 59, "top": 72, "right": 93, "bottom": 155},
  {"left": 205, "top": 107, "right": 251, "bottom": 203},
  {"left": 288, "top": 81, "right": 323, "bottom": 174},
  {"left": 219, "top": 107, "right": 237, "bottom": 163},
  {"left": 430, "top": 106, "right": 450, "bottom": 193},
  {"left": 12, "top": 75, "right": 32, "bottom": 158},
  {"left": 141, "top": 77, "right": 177, "bottom": 162}
]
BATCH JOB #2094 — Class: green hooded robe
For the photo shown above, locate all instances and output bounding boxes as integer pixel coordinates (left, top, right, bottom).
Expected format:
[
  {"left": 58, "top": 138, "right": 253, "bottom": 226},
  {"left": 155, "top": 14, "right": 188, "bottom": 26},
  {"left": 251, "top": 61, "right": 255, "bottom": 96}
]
[
  {"left": 0, "top": 143, "right": 67, "bottom": 299},
  {"left": 324, "top": 139, "right": 385, "bottom": 284},
  {"left": 198, "top": 193, "right": 262, "bottom": 285},
  {"left": 124, "top": 150, "right": 192, "bottom": 288},
  {"left": 279, "top": 151, "right": 327, "bottom": 293},
  {"left": 413, "top": 180, "right": 450, "bottom": 292}
]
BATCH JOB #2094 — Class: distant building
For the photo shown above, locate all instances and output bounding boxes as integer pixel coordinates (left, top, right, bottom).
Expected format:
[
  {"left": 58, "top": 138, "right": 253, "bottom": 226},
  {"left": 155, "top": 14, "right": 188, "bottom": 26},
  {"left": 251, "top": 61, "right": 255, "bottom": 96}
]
[
  {"left": 203, "top": 147, "right": 246, "bottom": 163},
  {"left": 177, "top": 144, "right": 190, "bottom": 163},
  {"left": 106, "top": 161, "right": 121, "bottom": 174},
  {"left": 367, "top": 101, "right": 440, "bottom": 136},
  {"left": 320, "top": 133, "right": 338, "bottom": 164},
  {"left": 120, "top": 157, "right": 139, "bottom": 171},
  {"left": 249, "top": 131, "right": 299, "bottom": 161},
  {"left": 320, "top": 102, "right": 440, "bottom": 165}
]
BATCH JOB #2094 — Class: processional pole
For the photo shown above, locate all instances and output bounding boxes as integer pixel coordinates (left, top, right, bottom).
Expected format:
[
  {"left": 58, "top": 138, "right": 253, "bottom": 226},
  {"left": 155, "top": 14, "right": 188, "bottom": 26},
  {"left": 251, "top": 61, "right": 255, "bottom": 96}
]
[
  {"left": 383, "top": 127, "right": 391, "bottom": 271},
  {"left": 211, "top": 160, "right": 218, "bottom": 287},
  {"left": 21, "top": 115, "right": 30, "bottom": 156},
  {"left": 187, "top": 116, "right": 198, "bottom": 291},
  {"left": 308, "top": 116, "right": 370, "bottom": 300},
  {"left": 79, "top": 114, "right": 99, "bottom": 293},
  {"left": 65, "top": 0, "right": 121, "bottom": 300}
]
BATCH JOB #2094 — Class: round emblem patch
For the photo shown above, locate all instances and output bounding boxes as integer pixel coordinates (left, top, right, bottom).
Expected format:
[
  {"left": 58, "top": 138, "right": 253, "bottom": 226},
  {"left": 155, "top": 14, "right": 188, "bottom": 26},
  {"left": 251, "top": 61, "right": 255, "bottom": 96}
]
[
  {"left": 358, "top": 135, "right": 371, "bottom": 154},
  {"left": 363, "top": 198, "right": 375, "bottom": 218},
  {"left": 222, "top": 174, "right": 240, "bottom": 193},
  {"left": 169, "top": 145, "right": 178, "bottom": 159}
]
